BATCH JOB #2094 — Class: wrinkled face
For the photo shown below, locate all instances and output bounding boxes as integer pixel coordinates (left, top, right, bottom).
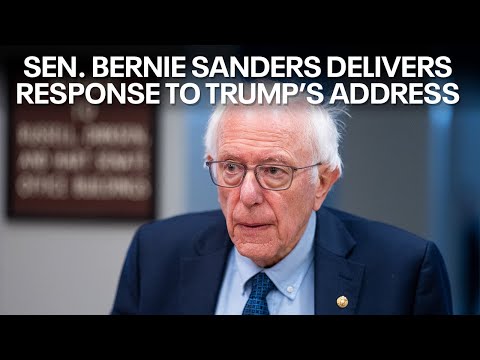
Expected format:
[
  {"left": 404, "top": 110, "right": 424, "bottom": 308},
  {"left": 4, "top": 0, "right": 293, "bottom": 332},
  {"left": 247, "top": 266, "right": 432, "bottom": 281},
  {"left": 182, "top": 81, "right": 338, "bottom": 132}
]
[{"left": 213, "top": 106, "right": 321, "bottom": 267}]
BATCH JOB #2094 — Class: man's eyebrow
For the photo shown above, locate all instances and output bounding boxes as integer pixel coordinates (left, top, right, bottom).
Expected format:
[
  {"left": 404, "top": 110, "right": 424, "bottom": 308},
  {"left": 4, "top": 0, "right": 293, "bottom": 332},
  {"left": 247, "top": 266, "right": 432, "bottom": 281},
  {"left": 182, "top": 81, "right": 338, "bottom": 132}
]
[
  {"left": 260, "top": 156, "right": 291, "bottom": 164},
  {"left": 217, "top": 153, "right": 292, "bottom": 165},
  {"left": 217, "top": 153, "right": 242, "bottom": 162}
]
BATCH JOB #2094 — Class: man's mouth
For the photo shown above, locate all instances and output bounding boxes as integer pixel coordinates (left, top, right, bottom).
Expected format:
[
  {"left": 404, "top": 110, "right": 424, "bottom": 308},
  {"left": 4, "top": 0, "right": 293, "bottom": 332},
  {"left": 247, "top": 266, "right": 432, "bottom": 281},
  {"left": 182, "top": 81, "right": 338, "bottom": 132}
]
[{"left": 238, "top": 223, "right": 270, "bottom": 229}]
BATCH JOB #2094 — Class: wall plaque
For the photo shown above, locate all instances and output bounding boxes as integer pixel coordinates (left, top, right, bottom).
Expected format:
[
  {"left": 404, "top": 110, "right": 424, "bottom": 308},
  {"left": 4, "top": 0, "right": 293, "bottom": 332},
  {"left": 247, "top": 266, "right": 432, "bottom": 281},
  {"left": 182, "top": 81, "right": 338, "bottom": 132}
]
[{"left": 8, "top": 73, "right": 156, "bottom": 219}]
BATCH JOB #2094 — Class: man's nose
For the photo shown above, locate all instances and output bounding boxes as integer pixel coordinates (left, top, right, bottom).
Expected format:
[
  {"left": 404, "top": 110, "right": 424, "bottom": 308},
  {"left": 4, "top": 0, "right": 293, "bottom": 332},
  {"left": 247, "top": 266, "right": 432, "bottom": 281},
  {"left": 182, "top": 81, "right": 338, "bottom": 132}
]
[{"left": 239, "top": 171, "right": 264, "bottom": 207}]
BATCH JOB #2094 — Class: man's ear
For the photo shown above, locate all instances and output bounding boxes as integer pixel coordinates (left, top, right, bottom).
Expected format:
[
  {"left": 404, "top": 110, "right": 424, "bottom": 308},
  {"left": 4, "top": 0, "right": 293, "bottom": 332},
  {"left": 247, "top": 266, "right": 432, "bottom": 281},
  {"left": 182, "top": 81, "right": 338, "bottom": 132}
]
[{"left": 313, "top": 167, "right": 341, "bottom": 211}]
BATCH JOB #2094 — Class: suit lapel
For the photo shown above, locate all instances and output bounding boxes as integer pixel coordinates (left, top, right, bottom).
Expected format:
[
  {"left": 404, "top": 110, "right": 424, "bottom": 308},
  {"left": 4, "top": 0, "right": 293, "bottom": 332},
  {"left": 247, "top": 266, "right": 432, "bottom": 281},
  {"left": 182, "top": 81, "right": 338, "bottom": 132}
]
[
  {"left": 314, "top": 208, "right": 365, "bottom": 315},
  {"left": 178, "top": 220, "right": 232, "bottom": 315},
  {"left": 179, "top": 249, "right": 231, "bottom": 314},
  {"left": 177, "top": 208, "right": 365, "bottom": 315}
]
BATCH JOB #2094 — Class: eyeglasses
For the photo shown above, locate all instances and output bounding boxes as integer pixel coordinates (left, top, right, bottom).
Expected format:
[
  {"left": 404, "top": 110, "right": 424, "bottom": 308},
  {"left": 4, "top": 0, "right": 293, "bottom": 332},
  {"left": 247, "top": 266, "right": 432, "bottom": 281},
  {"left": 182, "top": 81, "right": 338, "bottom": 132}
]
[{"left": 205, "top": 160, "right": 322, "bottom": 191}]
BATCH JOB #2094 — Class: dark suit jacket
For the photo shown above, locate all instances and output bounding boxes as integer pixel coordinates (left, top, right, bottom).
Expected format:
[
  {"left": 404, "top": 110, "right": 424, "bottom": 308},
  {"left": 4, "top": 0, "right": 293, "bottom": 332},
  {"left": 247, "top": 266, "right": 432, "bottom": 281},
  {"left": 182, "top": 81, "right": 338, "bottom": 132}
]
[{"left": 111, "top": 207, "right": 453, "bottom": 314}]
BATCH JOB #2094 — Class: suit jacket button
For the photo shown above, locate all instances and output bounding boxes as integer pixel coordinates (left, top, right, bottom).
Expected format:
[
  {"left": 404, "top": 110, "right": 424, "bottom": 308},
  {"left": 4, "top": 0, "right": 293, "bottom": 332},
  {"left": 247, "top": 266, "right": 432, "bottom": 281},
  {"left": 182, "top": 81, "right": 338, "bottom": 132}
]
[{"left": 337, "top": 295, "right": 348, "bottom": 309}]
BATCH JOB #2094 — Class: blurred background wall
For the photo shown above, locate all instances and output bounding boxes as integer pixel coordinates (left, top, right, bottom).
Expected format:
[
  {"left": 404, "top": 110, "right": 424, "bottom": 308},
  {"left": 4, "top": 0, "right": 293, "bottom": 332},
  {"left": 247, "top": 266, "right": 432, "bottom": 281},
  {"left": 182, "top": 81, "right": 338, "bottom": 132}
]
[{"left": 0, "top": 44, "right": 478, "bottom": 314}]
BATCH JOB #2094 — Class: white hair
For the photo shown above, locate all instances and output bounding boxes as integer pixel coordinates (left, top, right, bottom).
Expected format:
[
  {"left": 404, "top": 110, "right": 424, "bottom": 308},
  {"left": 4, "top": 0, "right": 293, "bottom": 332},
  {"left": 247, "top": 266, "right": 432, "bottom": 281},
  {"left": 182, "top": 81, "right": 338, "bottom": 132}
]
[{"left": 203, "top": 85, "right": 346, "bottom": 179}]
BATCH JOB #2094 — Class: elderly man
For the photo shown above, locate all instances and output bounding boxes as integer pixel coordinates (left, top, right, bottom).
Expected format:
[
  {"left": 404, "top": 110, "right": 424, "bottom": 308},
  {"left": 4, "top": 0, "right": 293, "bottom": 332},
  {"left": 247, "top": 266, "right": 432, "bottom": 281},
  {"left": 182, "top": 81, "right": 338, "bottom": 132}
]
[{"left": 111, "top": 93, "right": 452, "bottom": 315}]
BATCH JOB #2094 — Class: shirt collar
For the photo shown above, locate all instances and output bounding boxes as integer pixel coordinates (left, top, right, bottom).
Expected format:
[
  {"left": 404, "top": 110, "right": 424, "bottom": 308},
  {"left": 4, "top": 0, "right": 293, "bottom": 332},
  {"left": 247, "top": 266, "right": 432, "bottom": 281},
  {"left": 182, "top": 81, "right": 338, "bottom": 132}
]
[{"left": 234, "top": 211, "right": 316, "bottom": 300}]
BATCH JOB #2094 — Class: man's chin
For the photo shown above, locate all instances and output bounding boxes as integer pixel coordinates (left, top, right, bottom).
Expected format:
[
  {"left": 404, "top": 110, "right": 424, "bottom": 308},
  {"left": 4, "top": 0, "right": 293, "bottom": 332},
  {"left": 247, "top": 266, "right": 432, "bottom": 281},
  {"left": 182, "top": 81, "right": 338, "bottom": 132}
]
[{"left": 234, "top": 241, "right": 277, "bottom": 267}]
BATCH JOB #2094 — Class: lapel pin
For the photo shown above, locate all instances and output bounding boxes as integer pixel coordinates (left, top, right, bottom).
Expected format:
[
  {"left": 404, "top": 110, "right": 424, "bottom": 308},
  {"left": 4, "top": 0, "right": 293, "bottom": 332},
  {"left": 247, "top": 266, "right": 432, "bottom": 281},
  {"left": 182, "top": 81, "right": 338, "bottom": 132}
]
[{"left": 337, "top": 295, "right": 348, "bottom": 309}]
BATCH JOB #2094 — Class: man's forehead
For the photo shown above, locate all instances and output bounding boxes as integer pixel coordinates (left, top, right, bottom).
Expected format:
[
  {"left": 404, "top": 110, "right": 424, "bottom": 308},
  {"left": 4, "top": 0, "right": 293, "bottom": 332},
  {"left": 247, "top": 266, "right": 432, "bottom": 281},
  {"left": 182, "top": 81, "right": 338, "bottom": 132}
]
[{"left": 216, "top": 105, "right": 312, "bottom": 163}]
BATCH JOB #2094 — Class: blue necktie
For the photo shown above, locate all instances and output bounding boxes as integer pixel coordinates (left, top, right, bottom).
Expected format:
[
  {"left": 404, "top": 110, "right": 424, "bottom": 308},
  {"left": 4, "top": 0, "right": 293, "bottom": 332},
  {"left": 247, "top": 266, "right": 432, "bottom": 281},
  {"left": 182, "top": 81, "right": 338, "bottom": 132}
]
[{"left": 242, "top": 272, "right": 275, "bottom": 315}]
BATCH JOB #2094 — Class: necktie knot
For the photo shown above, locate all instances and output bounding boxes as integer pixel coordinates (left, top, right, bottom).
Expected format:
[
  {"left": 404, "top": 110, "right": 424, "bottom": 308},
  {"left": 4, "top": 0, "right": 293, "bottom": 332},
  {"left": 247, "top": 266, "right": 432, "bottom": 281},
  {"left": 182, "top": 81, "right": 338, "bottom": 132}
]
[{"left": 242, "top": 272, "right": 275, "bottom": 315}]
